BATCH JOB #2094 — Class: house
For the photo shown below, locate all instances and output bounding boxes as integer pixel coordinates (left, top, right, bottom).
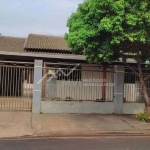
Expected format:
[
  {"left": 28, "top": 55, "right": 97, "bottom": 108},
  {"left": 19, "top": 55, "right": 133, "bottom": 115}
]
[{"left": 0, "top": 34, "right": 147, "bottom": 114}]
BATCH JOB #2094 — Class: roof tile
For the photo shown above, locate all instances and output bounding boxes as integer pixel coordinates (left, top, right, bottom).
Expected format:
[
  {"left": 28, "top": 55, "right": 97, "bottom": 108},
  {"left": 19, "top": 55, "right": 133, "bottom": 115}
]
[
  {"left": 0, "top": 34, "right": 83, "bottom": 57},
  {"left": 25, "top": 34, "right": 70, "bottom": 51},
  {"left": 0, "top": 36, "right": 25, "bottom": 52}
]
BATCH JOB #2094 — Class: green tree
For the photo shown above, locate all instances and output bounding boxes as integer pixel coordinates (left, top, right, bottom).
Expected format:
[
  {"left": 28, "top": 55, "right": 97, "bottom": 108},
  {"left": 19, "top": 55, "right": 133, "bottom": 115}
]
[{"left": 65, "top": 0, "right": 150, "bottom": 112}]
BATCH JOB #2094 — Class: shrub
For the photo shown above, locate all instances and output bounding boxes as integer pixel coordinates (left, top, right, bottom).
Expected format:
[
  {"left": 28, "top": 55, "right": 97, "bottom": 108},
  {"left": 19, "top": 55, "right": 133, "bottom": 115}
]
[{"left": 137, "top": 112, "right": 150, "bottom": 122}]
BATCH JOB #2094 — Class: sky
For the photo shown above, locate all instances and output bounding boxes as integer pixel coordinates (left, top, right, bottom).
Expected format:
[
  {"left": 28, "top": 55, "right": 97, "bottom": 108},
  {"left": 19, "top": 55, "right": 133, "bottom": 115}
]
[{"left": 0, "top": 0, "right": 84, "bottom": 37}]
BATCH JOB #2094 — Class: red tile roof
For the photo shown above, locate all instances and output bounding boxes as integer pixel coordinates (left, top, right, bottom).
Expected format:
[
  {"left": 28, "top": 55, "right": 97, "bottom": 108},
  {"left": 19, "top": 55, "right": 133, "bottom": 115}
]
[
  {"left": 25, "top": 34, "right": 70, "bottom": 51},
  {"left": 0, "top": 34, "right": 83, "bottom": 57},
  {"left": 0, "top": 36, "right": 25, "bottom": 53}
]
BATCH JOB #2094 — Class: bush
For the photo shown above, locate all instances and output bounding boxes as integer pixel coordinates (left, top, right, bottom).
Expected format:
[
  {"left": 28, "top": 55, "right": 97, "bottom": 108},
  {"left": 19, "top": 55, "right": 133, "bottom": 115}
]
[{"left": 137, "top": 112, "right": 150, "bottom": 122}]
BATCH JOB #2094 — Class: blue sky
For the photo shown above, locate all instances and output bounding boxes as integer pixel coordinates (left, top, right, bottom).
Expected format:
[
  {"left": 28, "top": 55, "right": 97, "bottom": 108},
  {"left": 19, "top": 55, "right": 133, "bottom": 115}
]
[{"left": 0, "top": 0, "right": 83, "bottom": 37}]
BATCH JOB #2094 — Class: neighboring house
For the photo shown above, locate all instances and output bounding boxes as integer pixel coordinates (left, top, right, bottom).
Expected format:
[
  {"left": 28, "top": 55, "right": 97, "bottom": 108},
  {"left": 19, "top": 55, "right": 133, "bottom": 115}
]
[{"left": 0, "top": 34, "right": 148, "bottom": 114}]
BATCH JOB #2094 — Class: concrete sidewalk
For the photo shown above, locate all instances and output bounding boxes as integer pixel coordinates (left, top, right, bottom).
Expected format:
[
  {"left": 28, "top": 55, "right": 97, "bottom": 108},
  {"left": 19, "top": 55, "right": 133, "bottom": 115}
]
[{"left": 0, "top": 112, "right": 150, "bottom": 138}]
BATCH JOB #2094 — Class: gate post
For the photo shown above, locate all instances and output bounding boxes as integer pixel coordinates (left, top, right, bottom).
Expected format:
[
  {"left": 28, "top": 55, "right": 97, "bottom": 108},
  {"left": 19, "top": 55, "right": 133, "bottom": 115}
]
[
  {"left": 114, "top": 65, "right": 124, "bottom": 114},
  {"left": 32, "top": 59, "right": 43, "bottom": 113}
]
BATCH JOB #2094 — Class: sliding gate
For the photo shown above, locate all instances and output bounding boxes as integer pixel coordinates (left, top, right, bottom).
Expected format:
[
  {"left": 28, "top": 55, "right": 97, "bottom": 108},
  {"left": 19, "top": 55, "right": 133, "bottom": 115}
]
[{"left": 0, "top": 61, "right": 34, "bottom": 111}]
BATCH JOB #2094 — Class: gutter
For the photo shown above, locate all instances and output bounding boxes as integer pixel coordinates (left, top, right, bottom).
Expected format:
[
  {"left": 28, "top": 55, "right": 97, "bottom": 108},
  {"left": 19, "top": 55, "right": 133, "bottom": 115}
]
[{"left": 0, "top": 51, "right": 86, "bottom": 61}]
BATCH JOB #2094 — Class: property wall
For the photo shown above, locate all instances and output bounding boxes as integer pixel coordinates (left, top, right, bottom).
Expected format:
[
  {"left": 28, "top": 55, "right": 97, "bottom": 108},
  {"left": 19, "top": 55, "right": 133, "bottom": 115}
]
[
  {"left": 41, "top": 101, "right": 145, "bottom": 114},
  {"left": 41, "top": 101, "right": 114, "bottom": 114},
  {"left": 123, "top": 103, "right": 145, "bottom": 114}
]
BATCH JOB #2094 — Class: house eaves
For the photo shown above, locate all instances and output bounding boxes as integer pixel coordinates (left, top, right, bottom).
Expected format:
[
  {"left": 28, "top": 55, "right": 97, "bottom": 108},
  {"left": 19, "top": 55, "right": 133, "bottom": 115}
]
[
  {"left": 1, "top": 51, "right": 149, "bottom": 64},
  {"left": 0, "top": 51, "right": 86, "bottom": 61}
]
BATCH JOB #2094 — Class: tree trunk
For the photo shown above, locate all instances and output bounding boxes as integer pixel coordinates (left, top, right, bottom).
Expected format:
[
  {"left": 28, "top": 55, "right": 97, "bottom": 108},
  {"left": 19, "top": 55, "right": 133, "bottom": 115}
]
[
  {"left": 140, "top": 78, "right": 150, "bottom": 113},
  {"left": 137, "top": 67, "right": 150, "bottom": 114},
  {"left": 140, "top": 79, "right": 150, "bottom": 104},
  {"left": 137, "top": 51, "right": 150, "bottom": 113}
]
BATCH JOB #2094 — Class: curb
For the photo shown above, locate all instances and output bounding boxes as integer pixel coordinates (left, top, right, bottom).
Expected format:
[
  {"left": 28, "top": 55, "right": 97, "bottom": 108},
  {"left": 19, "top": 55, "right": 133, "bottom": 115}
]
[{"left": 1, "top": 132, "right": 150, "bottom": 140}]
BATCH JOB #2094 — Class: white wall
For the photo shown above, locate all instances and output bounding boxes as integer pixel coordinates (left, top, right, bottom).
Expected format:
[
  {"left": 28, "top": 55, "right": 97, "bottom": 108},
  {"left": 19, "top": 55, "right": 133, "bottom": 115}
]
[
  {"left": 41, "top": 101, "right": 114, "bottom": 114},
  {"left": 123, "top": 103, "right": 145, "bottom": 114},
  {"left": 41, "top": 101, "right": 145, "bottom": 114}
]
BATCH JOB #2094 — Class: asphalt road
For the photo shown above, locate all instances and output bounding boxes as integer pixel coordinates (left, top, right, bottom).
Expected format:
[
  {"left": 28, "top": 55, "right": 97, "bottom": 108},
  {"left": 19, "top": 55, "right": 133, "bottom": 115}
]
[{"left": 0, "top": 136, "right": 150, "bottom": 150}]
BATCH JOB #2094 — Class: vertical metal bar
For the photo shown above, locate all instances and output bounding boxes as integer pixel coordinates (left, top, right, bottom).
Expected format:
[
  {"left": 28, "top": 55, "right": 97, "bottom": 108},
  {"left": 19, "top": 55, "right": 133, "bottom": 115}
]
[
  {"left": 132, "top": 73, "right": 134, "bottom": 102},
  {"left": 12, "top": 67, "right": 15, "bottom": 98},
  {"left": 77, "top": 69, "right": 81, "bottom": 100},
  {"left": 131, "top": 73, "right": 133, "bottom": 102},
  {"left": 28, "top": 68, "right": 30, "bottom": 109},
  {"left": 63, "top": 69, "right": 65, "bottom": 100},
  {"left": 7, "top": 67, "right": 10, "bottom": 109},
  {"left": 68, "top": 69, "right": 70, "bottom": 99},
  {"left": 31, "top": 68, "right": 33, "bottom": 109},
  {"left": 7, "top": 67, "right": 10, "bottom": 98},
  {"left": 72, "top": 70, "right": 77, "bottom": 100},
  {"left": 66, "top": 68, "right": 68, "bottom": 99},
  {"left": 80, "top": 68, "right": 82, "bottom": 100},
  {"left": 98, "top": 71, "right": 101, "bottom": 100},
  {"left": 91, "top": 70, "right": 93, "bottom": 101},
  {"left": 125, "top": 72, "right": 127, "bottom": 102},
  {"left": 84, "top": 70, "right": 90, "bottom": 100},
  {"left": 0, "top": 66, "right": 1, "bottom": 109},
  {"left": 3, "top": 67, "right": 7, "bottom": 109},
  {"left": 10, "top": 67, "right": 13, "bottom": 109},
  {"left": 43, "top": 63, "right": 46, "bottom": 100},
  {"left": 47, "top": 67, "right": 49, "bottom": 100},
  {"left": 1, "top": 66, "right": 4, "bottom": 97},
  {"left": 107, "top": 72, "right": 110, "bottom": 101},
  {"left": 15, "top": 67, "right": 17, "bottom": 109},
  {"left": 10, "top": 67, "right": 12, "bottom": 99},
  {"left": 69, "top": 70, "right": 76, "bottom": 100},
  {"left": 112, "top": 71, "right": 114, "bottom": 102},
  {"left": 123, "top": 72, "right": 125, "bottom": 102},
  {"left": 135, "top": 74, "right": 137, "bottom": 102},
  {"left": 0, "top": 66, "right": 2, "bottom": 109},
  {"left": 127, "top": 72, "right": 129, "bottom": 102},
  {"left": 18, "top": 67, "right": 21, "bottom": 110},
  {"left": 15, "top": 67, "right": 17, "bottom": 97}
]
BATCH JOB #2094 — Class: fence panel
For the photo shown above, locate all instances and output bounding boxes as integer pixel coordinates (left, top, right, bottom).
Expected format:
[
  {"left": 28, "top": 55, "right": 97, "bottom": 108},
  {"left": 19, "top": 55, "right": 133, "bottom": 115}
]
[
  {"left": 124, "top": 72, "right": 150, "bottom": 103},
  {"left": 42, "top": 63, "right": 114, "bottom": 102},
  {"left": 0, "top": 61, "right": 34, "bottom": 110}
]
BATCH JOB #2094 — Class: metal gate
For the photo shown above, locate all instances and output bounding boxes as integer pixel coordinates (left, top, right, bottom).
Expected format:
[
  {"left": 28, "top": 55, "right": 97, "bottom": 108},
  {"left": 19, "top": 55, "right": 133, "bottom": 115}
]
[
  {"left": 42, "top": 63, "right": 114, "bottom": 102},
  {"left": 0, "top": 61, "right": 34, "bottom": 111},
  {"left": 124, "top": 67, "right": 150, "bottom": 102}
]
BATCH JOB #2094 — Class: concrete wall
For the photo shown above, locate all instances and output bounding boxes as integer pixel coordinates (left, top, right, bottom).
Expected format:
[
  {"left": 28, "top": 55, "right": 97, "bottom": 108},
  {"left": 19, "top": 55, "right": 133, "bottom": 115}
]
[
  {"left": 41, "top": 101, "right": 145, "bottom": 114},
  {"left": 123, "top": 103, "right": 145, "bottom": 114},
  {"left": 41, "top": 101, "right": 114, "bottom": 114}
]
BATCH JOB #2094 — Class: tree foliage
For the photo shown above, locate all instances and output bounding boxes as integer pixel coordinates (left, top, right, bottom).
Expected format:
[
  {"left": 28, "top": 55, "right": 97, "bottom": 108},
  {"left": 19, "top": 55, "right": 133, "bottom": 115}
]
[{"left": 65, "top": 0, "right": 150, "bottom": 64}]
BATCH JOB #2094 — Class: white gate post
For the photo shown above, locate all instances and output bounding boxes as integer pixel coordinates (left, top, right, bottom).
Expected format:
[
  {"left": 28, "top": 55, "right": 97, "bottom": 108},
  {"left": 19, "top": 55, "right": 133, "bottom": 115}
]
[
  {"left": 32, "top": 59, "right": 43, "bottom": 113},
  {"left": 114, "top": 65, "right": 124, "bottom": 114}
]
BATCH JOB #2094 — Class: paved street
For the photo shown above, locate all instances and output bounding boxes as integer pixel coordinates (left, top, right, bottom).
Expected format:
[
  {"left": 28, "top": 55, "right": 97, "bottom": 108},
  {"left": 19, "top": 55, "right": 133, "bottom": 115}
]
[{"left": 0, "top": 136, "right": 150, "bottom": 150}]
